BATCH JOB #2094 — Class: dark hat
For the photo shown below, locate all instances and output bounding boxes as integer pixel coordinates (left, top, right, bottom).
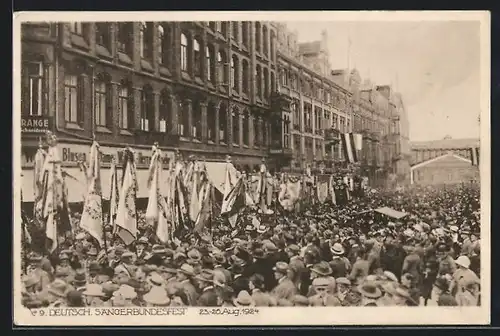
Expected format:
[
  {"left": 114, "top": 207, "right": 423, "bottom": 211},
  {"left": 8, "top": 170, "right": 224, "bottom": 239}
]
[
  {"left": 28, "top": 252, "right": 43, "bottom": 262},
  {"left": 357, "top": 281, "right": 382, "bottom": 299},
  {"left": 137, "top": 237, "right": 149, "bottom": 245},
  {"left": 152, "top": 244, "right": 167, "bottom": 254},
  {"left": 252, "top": 248, "right": 266, "bottom": 259},
  {"left": 436, "top": 243, "right": 449, "bottom": 252},
  {"left": 286, "top": 244, "right": 300, "bottom": 254},
  {"left": 159, "top": 262, "right": 178, "bottom": 274},
  {"left": 310, "top": 261, "right": 332, "bottom": 276},
  {"left": 72, "top": 269, "right": 87, "bottom": 285},
  {"left": 194, "top": 269, "right": 214, "bottom": 283},
  {"left": 88, "top": 262, "right": 101, "bottom": 272},
  {"left": 433, "top": 277, "right": 450, "bottom": 292}
]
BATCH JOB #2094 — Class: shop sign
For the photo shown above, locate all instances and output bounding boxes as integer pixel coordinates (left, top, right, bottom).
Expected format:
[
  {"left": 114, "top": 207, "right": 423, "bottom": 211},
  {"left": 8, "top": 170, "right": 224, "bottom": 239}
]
[
  {"left": 22, "top": 142, "right": 174, "bottom": 169},
  {"left": 21, "top": 116, "right": 52, "bottom": 134}
]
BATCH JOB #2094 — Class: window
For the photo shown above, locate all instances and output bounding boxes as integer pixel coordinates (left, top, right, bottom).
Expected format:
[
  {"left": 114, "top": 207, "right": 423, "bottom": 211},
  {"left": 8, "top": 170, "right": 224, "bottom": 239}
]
[
  {"left": 180, "top": 33, "right": 189, "bottom": 73},
  {"left": 216, "top": 22, "right": 222, "bottom": 32},
  {"left": 94, "top": 76, "right": 109, "bottom": 127},
  {"left": 158, "top": 24, "right": 170, "bottom": 67},
  {"left": 64, "top": 74, "right": 80, "bottom": 124},
  {"left": 231, "top": 55, "right": 239, "bottom": 92},
  {"left": 271, "top": 72, "right": 276, "bottom": 93},
  {"left": 159, "top": 90, "right": 170, "bottom": 133},
  {"left": 232, "top": 108, "right": 240, "bottom": 145},
  {"left": 256, "top": 65, "right": 262, "bottom": 98},
  {"left": 304, "top": 103, "right": 312, "bottom": 133},
  {"left": 207, "top": 103, "right": 216, "bottom": 141},
  {"left": 270, "top": 30, "right": 276, "bottom": 61},
  {"left": 70, "top": 23, "right": 84, "bottom": 35},
  {"left": 139, "top": 22, "right": 153, "bottom": 60},
  {"left": 332, "top": 113, "right": 338, "bottom": 130},
  {"left": 283, "top": 115, "right": 290, "bottom": 149},
  {"left": 118, "top": 81, "right": 133, "bottom": 129},
  {"left": 339, "top": 116, "right": 346, "bottom": 133},
  {"left": 219, "top": 103, "right": 227, "bottom": 143},
  {"left": 117, "top": 22, "right": 133, "bottom": 55},
  {"left": 263, "top": 68, "right": 269, "bottom": 99},
  {"left": 232, "top": 22, "right": 239, "bottom": 42},
  {"left": 217, "top": 51, "right": 227, "bottom": 85},
  {"left": 23, "top": 62, "right": 44, "bottom": 116},
  {"left": 140, "top": 86, "right": 154, "bottom": 131},
  {"left": 193, "top": 38, "right": 201, "bottom": 77},
  {"left": 179, "top": 100, "right": 188, "bottom": 137},
  {"left": 280, "top": 68, "right": 288, "bottom": 86},
  {"left": 95, "top": 23, "right": 110, "bottom": 49},
  {"left": 242, "top": 60, "right": 249, "bottom": 94},
  {"left": 206, "top": 45, "right": 215, "bottom": 83},
  {"left": 242, "top": 22, "right": 249, "bottom": 47},
  {"left": 292, "top": 100, "right": 300, "bottom": 130},
  {"left": 255, "top": 22, "right": 261, "bottom": 53},
  {"left": 242, "top": 112, "right": 249, "bottom": 146},
  {"left": 262, "top": 25, "right": 268, "bottom": 56},
  {"left": 262, "top": 120, "right": 267, "bottom": 146},
  {"left": 221, "top": 22, "right": 228, "bottom": 36},
  {"left": 192, "top": 101, "right": 202, "bottom": 140},
  {"left": 254, "top": 117, "right": 260, "bottom": 147}
]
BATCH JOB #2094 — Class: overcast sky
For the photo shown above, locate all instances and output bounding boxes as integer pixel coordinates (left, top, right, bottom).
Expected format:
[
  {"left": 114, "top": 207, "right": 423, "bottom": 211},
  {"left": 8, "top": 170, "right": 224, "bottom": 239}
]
[{"left": 285, "top": 20, "right": 481, "bottom": 142}]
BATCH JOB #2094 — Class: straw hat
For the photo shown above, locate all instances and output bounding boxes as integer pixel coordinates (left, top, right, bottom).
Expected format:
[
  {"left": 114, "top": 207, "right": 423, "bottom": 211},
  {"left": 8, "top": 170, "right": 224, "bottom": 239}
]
[
  {"left": 311, "top": 262, "right": 333, "bottom": 276},
  {"left": 194, "top": 270, "right": 214, "bottom": 283},
  {"left": 336, "top": 277, "right": 351, "bottom": 286},
  {"left": 357, "top": 282, "right": 382, "bottom": 299},
  {"left": 143, "top": 286, "right": 170, "bottom": 306},
  {"left": 114, "top": 284, "right": 137, "bottom": 300},
  {"left": 383, "top": 271, "right": 399, "bottom": 283},
  {"left": 272, "top": 261, "right": 289, "bottom": 274},
  {"left": 233, "top": 290, "right": 255, "bottom": 306},
  {"left": 178, "top": 263, "right": 195, "bottom": 277},
  {"left": 330, "top": 243, "right": 345, "bottom": 255},
  {"left": 312, "top": 277, "right": 330, "bottom": 288},
  {"left": 148, "top": 272, "right": 165, "bottom": 287},
  {"left": 455, "top": 255, "right": 471, "bottom": 269},
  {"left": 47, "top": 279, "right": 69, "bottom": 298}
]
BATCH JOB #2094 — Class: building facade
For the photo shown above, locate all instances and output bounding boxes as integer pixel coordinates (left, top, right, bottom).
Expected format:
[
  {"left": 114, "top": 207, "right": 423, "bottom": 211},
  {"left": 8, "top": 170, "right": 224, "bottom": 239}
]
[
  {"left": 20, "top": 21, "right": 282, "bottom": 201},
  {"left": 271, "top": 24, "right": 411, "bottom": 187},
  {"left": 410, "top": 137, "right": 479, "bottom": 185}
]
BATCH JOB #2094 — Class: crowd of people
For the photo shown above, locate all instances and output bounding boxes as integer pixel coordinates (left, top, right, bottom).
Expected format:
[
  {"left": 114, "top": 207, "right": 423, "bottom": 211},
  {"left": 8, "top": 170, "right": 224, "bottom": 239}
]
[{"left": 21, "top": 182, "right": 481, "bottom": 308}]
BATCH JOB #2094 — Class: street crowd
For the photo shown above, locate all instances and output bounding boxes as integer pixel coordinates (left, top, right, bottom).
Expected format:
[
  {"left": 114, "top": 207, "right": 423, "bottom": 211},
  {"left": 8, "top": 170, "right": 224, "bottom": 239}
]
[{"left": 21, "top": 183, "right": 481, "bottom": 308}]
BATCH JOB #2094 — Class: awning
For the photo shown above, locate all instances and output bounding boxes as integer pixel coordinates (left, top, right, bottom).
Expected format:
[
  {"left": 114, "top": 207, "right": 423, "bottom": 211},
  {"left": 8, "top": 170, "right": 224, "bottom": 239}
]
[
  {"left": 21, "top": 167, "right": 172, "bottom": 203},
  {"left": 374, "top": 207, "right": 408, "bottom": 219},
  {"left": 204, "top": 161, "right": 238, "bottom": 193}
]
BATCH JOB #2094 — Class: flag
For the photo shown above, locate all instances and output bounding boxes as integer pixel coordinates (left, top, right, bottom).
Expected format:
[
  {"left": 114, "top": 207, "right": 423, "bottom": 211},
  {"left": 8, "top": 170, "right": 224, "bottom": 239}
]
[
  {"left": 108, "top": 159, "right": 120, "bottom": 234},
  {"left": 79, "top": 141, "right": 104, "bottom": 247},
  {"left": 115, "top": 148, "right": 138, "bottom": 246},
  {"left": 42, "top": 135, "right": 72, "bottom": 253},
  {"left": 316, "top": 175, "right": 329, "bottom": 204},
  {"left": 341, "top": 132, "right": 359, "bottom": 163},
  {"left": 329, "top": 175, "right": 337, "bottom": 205},
  {"left": 188, "top": 162, "right": 202, "bottom": 222},
  {"left": 221, "top": 176, "right": 246, "bottom": 227},
  {"left": 33, "top": 146, "right": 46, "bottom": 224},
  {"left": 470, "top": 146, "right": 479, "bottom": 166},
  {"left": 194, "top": 179, "right": 212, "bottom": 233},
  {"left": 145, "top": 145, "right": 170, "bottom": 244},
  {"left": 353, "top": 133, "right": 363, "bottom": 151},
  {"left": 221, "top": 162, "right": 236, "bottom": 214}
]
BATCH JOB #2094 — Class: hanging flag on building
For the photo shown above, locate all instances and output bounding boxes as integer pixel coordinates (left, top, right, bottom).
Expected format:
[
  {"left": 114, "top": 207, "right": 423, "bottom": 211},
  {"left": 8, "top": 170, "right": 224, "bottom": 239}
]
[
  {"left": 194, "top": 171, "right": 213, "bottom": 234},
  {"left": 33, "top": 140, "right": 47, "bottom": 225},
  {"left": 108, "top": 158, "right": 120, "bottom": 235},
  {"left": 316, "top": 175, "right": 329, "bottom": 204},
  {"left": 221, "top": 175, "right": 246, "bottom": 227},
  {"left": 341, "top": 132, "right": 360, "bottom": 163},
  {"left": 115, "top": 148, "right": 138, "bottom": 246},
  {"left": 79, "top": 140, "right": 104, "bottom": 247},
  {"left": 470, "top": 146, "right": 480, "bottom": 166}
]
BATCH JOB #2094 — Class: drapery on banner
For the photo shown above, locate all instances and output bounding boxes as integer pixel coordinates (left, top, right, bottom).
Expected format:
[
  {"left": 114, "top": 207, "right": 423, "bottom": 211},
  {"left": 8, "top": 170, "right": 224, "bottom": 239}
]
[{"left": 374, "top": 207, "right": 408, "bottom": 219}]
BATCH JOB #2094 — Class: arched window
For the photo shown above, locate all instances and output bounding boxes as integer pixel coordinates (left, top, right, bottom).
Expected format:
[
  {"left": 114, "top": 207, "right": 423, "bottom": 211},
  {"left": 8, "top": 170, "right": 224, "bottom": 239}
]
[
  {"left": 262, "top": 25, "right": 269, "bottom": 56},
  {"left": 95, "top": 23, "right": 110, "bottom": 49},
  {"left": 179, "top": 100, "right": 189, "bottom": 137},
  {"left": 159, "top": 90, "right": 170, "bottom": 133},
  {"left": 242, "top": 60, "right": 249, "bottom": 94},
  {"left": 206, "top": 45, "right": 215, "bottom": 83},
  {"left": 242, "top": 22, "right": 249, "bottom": 47},
  {"left": 263, "top": 68, "right": 269, "bottom": 99},
  {"left": 192, "top": 101, "right": 202, "bottom": 140},
  {"left": 141, "top": 86, "right": 154, "bottom": 131},
  {"left": 94, "top": 74, "right": 110, "bottom": 127},
  {"left": 254, "top": 116, "right": 260, "bottom": 147},
  {"left": 180, "top": 33, "right": 188, "bottom": 72},
  {"left": 207, "top": 102, "right": 216, "bottom": 142},
  {"left": 219, "top": 103, "right": 228, "bottom": 143},
  {"left": 140, "top": 22, "right": 153, "bottom": 60},
  {"left": 231, "top": 55, "right": 239, "bottom": 92},
  {"left": 232, "top": 22, "right": 239, "bottom": 42},
  {"left": 217, "top": 50, "right": 227, "bottom": 85},
  {"left": 117, "top": 22, "right": 133, "bottom": 55},
  {"left": 256, "top": 65, "right": 262, "bottom": 98},
  {"left": 118, "top": 80, "right": 133, "bottom": 129},
  {"left": 158, "top": 23, "right": 170, "bottom": 67},
  {"left": 193, "top": 38, "right": 201, "bottom": 77},
  {"left": 255, "top": 22, "right": 261, "bottom": 53},
  {"left": 242, "top": 111, "right": 249, "bottom": 146},
  {"left": 215, "top": 22, "right": 222, "bottom": 32},
  {"left": 232, "top": 107, "right": 240, "bottom": 145},
  {"left": 270, "top": 30, "right": 276, "bottom": 61}
]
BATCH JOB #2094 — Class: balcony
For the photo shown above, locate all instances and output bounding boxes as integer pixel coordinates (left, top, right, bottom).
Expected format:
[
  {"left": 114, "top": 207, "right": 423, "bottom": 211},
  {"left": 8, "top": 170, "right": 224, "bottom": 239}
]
[
  {"left": 132, "top": 130, "right": 180, "bottom": 147},
  {"left": 270, "top": 91, "right": 292, "bottom": 113},
  {"left": 324, "top": 128, "right": 341, "bottom": 144}
]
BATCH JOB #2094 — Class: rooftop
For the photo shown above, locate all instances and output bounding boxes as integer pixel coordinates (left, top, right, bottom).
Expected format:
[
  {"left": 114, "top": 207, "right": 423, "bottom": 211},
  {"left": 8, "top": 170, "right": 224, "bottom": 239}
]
[
  {"left": 410, "top": 138, "right": 479, "bottom": 150},
  {"left": 298, "top": 41, "right": 321, "bottom": 55}
]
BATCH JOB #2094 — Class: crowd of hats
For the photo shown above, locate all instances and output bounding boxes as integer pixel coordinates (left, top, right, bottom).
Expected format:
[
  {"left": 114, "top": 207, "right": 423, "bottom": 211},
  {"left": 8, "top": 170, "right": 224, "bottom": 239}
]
[{"left": 20, "top": 183, "right": 480, "bottom": 308}]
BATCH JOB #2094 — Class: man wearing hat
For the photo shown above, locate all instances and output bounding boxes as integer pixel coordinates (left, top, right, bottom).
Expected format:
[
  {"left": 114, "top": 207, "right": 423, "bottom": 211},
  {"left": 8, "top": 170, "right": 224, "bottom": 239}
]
[
  {"left": 429, "top": 277, "right": 457, "bottom": 306},
  {"left": 229, "top": 256, "right": 251, "bottom": 295},
  {"left": 114, "top": 251, "right": 136, "bottom": 279},
  {"left": 357, "top": 281, "right": 382, "bottom": 306},
  {"left": 143, "top": 286, "right": 170, "bottom": 307},
  {"left": 195, "top": 270, "right": 218, "bottom": 306},
  {"left": 271, "top": 262, "right": 297, "bottom": 301},
  {"left": 26, "top": 252, "right": 51, "bottom": 293},
  {"left": 145, "top": 244, "right": 168, "bottom": 267},
  {"left": 436, "top": 243, "right": 457, "bottom": 276},
  {"left": 308, "top": 261, "right": 335, "bottom": 297},
  {"left": 401, "top": 246, "right": 422, "bottom": 287},
  {"left": 212, "top": 251, "right": 232, "bottom": 283},
  {"left": 176, "top": 263, "right": 199, "bottom": 306},
  {"left": 248, "top": 273, "right": 276, "bottom": 306},
  {"left": 450, "top": 255, "right": 480, "bottom": 305},
  {"left": 308, "top": 277, "right": 341, "bottom": 307},
  {"left": 244, "top": 248, "right": 273, "bottom": 291},
  {"left": 41, "top": 279, "right": 70, "bottom": 307},
  {"left": 329, "top": 243, "right": 350, "bottom": 278},
  {"left": 135, "top": 237, "right": 150, "bottom": 263},
  {"left": 187, "top": 248, "right": 203, "bottom": 275}
]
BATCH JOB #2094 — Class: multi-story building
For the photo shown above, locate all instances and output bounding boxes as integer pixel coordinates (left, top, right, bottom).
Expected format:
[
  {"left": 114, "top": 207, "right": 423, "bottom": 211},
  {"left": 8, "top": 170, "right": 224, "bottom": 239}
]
[
  {"left": 271, "top": 23, "right": 411, "bottom": 187},
  {"left": 410, "top": 137, "right": 479, "bottom": 186},
  {"left": 20, "top": 21, "right": 278, "bottom": 202}
]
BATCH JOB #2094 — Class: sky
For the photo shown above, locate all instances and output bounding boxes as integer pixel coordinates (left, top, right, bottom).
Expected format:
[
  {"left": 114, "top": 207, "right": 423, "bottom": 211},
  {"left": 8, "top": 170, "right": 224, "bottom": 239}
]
[{"left": 284, "top": 20, "right": 481, "bottom": 142}]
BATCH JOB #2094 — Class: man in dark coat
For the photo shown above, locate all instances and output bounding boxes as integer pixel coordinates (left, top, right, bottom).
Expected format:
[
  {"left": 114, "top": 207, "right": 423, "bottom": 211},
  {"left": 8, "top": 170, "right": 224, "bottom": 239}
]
[
  {"left": 195, "top": 270, "right": 218, "bottom": 306},
  {"left": 380, "top": 235, "right": 406, "bottom": 280},
  {"left": 243, "top": 248, "right": 275, "bottom": 291}
]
